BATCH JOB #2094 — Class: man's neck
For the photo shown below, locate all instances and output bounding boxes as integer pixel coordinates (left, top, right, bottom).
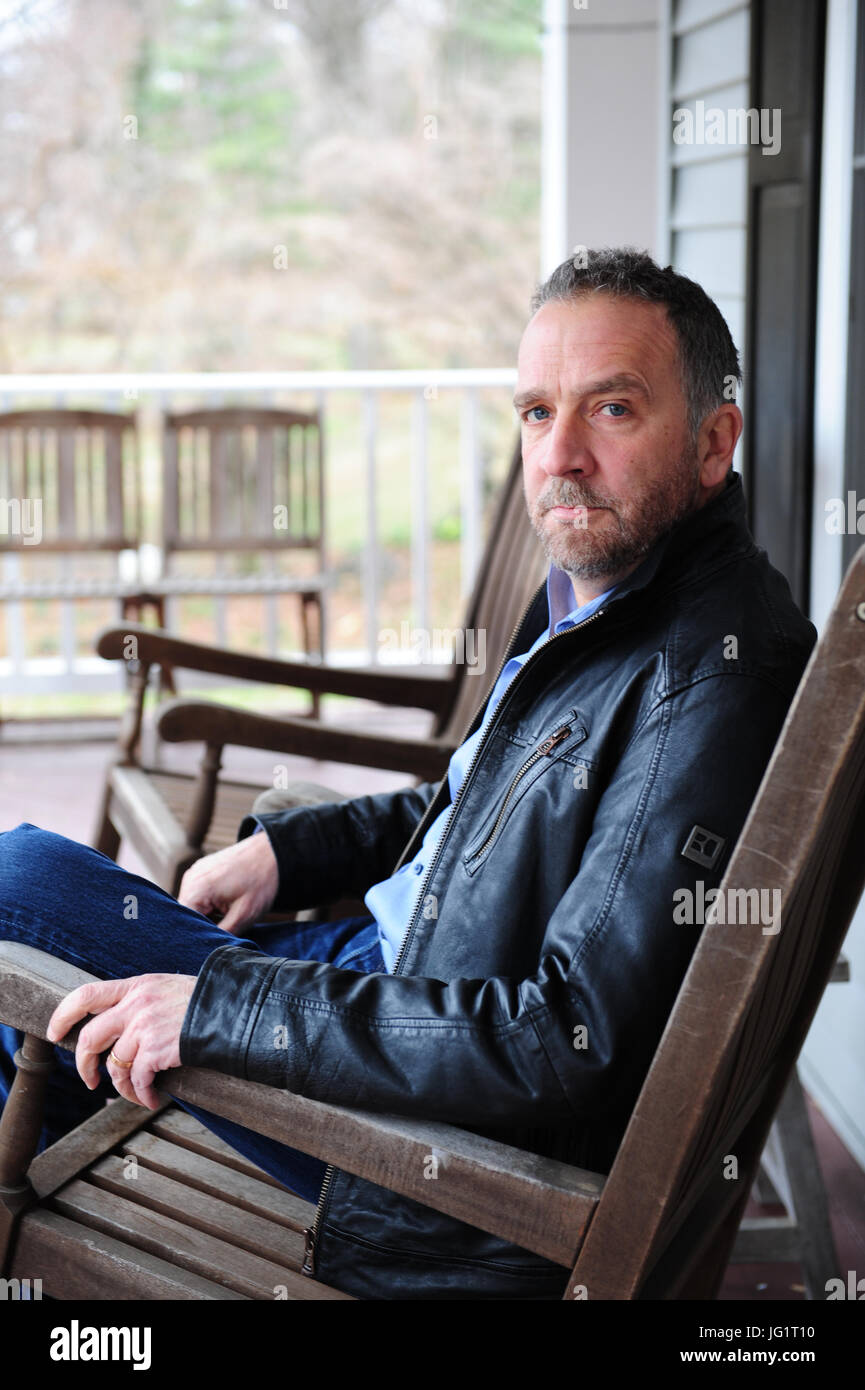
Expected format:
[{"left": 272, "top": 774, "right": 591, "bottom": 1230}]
[
  {"left": 564, "top": 562, "right": 640, "bottom": 610},
  {"left": 548, "top": 564, "right": 619, "bottom": 628}
]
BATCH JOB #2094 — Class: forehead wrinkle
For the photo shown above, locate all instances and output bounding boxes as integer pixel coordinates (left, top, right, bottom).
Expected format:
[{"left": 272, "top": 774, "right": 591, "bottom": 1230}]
[{"left": 513, "top": 372, "right": 652, "bottom": 411}]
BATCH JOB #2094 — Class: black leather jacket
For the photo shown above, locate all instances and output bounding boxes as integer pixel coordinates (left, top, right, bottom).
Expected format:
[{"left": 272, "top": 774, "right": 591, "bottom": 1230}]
[{"left": 179, "top": 471, "right": 816, "bottom": 1299}]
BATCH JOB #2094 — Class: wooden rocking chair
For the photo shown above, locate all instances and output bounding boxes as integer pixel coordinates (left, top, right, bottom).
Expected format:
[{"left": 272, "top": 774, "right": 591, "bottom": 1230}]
[{"left": 1, "top": 541, "right": 864, "bottom": 1300}]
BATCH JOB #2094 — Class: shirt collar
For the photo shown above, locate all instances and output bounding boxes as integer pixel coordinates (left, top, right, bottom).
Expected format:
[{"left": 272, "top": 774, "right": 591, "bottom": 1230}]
[{"left": 546, "top": 563, "right": 619, "bottom": 636}]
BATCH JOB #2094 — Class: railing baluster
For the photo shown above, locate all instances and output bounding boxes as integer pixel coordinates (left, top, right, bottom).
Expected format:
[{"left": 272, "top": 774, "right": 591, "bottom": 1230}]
[
  {"left": 411, "top": 388, "right": 429, "bottom": 640},
  {"left": 460, "top": 388, "right": 482, "bottom": 600},
  {"left": 364, "top": 389, "right": 379, "bottom": 664},
  {"left": 3, "top": 554, "right": 25, "bottom": 679},
  {"left": 315, "top": 388, "right": 327, "bottom": 663}
]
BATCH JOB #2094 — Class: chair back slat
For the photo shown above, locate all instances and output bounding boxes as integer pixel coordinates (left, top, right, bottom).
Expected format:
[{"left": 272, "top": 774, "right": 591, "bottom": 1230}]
[
  {"left": 56, "top": 430, "right": 75, "bottom": 541},
  {"left": 105, "top": 428, "right": 123, "bottom": 538},
  {"left": 0, "top": 410, "right": 137, "bottom": 552},
  {"left": 162, "top": 424, "right": 180, "bottom": 550},
  {"left": 568, "top": 545, "right": 865, "bottom": 1298},
  {"left": 300, "top": 425, "right": 310, "bottom": 536},
  {"left": 210, "top": 427, "right": 228, "bottom": 540},
  {"left": 255, "top": 428, "right": 274, "bottom": 534},
  {"left": 162, "top": 407, "right": 323, "bottom": 555}
]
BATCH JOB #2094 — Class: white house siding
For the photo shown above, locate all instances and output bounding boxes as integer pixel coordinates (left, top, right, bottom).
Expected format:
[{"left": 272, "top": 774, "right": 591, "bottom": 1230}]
[{"left": 665, "top": 0, "right": 751, "bottom": 426}]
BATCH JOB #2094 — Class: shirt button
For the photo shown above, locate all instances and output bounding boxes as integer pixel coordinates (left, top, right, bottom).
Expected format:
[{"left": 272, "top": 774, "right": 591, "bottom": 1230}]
[{"left": 414, "top": 862, "right": 424, "bottom": 874}]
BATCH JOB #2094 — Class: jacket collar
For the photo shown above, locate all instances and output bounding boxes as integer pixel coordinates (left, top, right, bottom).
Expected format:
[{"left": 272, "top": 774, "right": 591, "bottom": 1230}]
[{"left": 608, "top": 467, "right": 752, "bottom": 604}]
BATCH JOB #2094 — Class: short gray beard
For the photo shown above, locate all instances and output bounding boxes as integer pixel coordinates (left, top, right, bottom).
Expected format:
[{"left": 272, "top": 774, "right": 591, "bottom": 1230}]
[{"left": 528, "top": 446, "right": 704, "bottom": 585}]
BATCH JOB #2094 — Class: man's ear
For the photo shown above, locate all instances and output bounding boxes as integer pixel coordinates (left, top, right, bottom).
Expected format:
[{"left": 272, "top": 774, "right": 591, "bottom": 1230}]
[{"left": 698, "top": 403, "right": 743, "bottom": 489}]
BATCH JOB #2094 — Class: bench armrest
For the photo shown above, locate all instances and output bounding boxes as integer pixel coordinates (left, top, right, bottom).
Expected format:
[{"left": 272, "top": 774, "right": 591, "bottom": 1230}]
[
  {"left": 95, "top": 623, "right": 453, "bottom": 713},
  {"left": 156, "top": 698, "right": 457, "bottom": 781},
  {"left": 0, "top": 942, "right": 601, "bottom": 1266}
]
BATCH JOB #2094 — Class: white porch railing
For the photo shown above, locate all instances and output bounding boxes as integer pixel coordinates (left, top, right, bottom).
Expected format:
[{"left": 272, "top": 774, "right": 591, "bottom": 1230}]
[{"left": 0, "top": 369, "right": 518, "bottom": 699}]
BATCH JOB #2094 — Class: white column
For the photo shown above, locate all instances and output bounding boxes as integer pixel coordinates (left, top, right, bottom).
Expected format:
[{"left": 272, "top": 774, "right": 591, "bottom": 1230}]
[{"left": 541, "top": 0, "right": 663, "bottom": 278}]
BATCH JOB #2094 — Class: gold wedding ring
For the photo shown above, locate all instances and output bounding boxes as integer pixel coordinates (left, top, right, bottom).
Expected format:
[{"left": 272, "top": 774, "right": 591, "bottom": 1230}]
[{"left": 108, "top": 1049, "right": 134, "bottom": 1068}]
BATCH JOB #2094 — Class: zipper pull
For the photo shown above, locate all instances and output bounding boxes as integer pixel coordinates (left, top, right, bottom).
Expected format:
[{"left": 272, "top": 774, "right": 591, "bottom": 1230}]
[
  {"left": 537, "top": 724, "right": 571, "bottom": 756},
  {"left": 302, "top": 1226, "right": 316, "bottom": 1276}
]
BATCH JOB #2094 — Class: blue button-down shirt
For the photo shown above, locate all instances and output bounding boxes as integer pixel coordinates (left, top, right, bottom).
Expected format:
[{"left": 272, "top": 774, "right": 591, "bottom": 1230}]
[{"left": 364, "top": 565, "right": 619, "bottom": 972}]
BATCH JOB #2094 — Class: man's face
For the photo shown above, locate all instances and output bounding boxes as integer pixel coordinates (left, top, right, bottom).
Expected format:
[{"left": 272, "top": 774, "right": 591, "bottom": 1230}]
[{"left": 516, "top": 293, "right": 713, "bottom": 602}]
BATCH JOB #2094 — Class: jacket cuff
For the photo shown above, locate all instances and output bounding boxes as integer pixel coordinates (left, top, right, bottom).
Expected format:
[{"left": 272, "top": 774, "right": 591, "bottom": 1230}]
[
  {"left": 179, "top": 943, "right": 282, "bottom": 1077},
  {"left": 236, "top": 804, "right": 342, "bottom": 911}
]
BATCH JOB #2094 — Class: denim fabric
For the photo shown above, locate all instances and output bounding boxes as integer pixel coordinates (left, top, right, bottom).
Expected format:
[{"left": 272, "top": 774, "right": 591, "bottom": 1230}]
[{"left": 0, "top": 822, "right": 385, "bottom": 1205}]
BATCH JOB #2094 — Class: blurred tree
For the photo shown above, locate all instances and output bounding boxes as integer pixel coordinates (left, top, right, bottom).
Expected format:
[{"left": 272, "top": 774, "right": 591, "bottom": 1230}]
[{"left": 0, "top": 0, "right": 542, "bottom": 371}]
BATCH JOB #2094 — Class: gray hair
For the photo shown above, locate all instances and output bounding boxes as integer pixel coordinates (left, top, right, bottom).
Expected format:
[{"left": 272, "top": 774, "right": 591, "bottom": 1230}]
[{"left": 529, "top": 247, "right": 742, "bottom": 443}]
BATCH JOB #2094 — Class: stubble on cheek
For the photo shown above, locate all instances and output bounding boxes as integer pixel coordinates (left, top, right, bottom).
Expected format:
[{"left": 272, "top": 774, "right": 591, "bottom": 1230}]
[{"left": 527, "top": 448, "right": 703, "bottom": 582}]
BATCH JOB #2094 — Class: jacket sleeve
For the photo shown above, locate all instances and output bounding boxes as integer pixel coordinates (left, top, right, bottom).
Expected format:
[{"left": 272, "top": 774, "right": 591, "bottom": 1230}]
[
  {"left": 237, "top": 780, "right": 441, "bottom": 911},
  {"left": 180, "top": 674, "right": 795, "bottom": 1128}
]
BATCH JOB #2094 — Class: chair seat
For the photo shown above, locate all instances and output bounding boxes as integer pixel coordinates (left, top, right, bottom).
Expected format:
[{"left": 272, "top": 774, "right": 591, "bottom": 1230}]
[
  {"left": 105, "top": 766, "right": 266, "bottom": 888},
  {"left": 9, "top": 1100, "right": 352, "bottom": 1300},
  {"left": 146, "top": 769, "right": 265, "bottom": 859}
]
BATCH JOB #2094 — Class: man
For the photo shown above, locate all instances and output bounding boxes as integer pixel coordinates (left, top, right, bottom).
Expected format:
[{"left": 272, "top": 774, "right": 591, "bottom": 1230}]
[{"left": 0, "top": 248, "right": 816, "bottom": 1300}]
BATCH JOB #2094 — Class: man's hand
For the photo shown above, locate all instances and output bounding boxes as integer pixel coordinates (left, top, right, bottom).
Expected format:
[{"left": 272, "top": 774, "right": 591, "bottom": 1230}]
[
  {"left": 177, "top": 832, "right": 280, "bottom": 934},
  {"left": 46, "top": 973, "right": 198, "bottom": 1110}
]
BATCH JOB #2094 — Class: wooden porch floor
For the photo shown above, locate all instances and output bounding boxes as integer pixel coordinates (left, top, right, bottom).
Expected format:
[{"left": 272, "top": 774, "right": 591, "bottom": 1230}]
[{"left": 1, "top": 704, "right": 863, "bottom": 1301}]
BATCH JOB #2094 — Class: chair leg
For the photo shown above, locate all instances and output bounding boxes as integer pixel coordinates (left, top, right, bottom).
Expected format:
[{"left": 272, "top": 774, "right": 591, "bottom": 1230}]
[
  {"left": 676, "top": 1182, "right": 753, "bottom": 1300},
  {"left": 152, "top": 598, "right": 177, "bottom": 697},
  {"left": 770, "top": 1070, "right": 840, "bottom": 1299},
  {"left": 0, "top": 1035, "right": 55, "bottom": 1270},
  {"left": 751, "top": 1153, "right": 783, "bottom": 1206},
  {"left": 732, "top": 1069, "right": 840, "bottom": 1299},
  {"left": 93, "top": 785, "right": 121, "bottom": 861}
]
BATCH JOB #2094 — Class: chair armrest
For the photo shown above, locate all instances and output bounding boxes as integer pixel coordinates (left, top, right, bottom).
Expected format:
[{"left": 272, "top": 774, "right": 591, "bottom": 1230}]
[
  {"left": 95, "top": 623, "right": 453, "bottom": 713},
  {"left": 156, "top": 698, "right": 457, "bottom": 782},
  {"left": 0, "top": 942, "right": 602, "bottom": 1266}
]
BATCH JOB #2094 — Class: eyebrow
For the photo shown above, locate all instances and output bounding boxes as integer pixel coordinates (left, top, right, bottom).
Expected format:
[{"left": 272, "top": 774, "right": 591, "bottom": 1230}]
[{"left": 512, "top": 373, "right": 651, "bottom": 411}]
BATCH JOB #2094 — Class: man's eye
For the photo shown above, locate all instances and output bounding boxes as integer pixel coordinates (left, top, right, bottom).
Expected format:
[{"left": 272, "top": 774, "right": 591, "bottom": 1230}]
[
  {"left": 600, "top": 403, "right": 629, "bottom": 417},
  {"left": 524, "top": 406, "right": 550, "bottom": 422}
]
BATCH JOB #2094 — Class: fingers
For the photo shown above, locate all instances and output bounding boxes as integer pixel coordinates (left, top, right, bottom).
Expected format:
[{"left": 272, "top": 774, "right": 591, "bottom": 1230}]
[
  {"left": 105, "top": 1034, "right": 139, "bottom": 1105},
  {"left": 46, "top": 973, "right": 194, "bottom": 1111},
  {"left": 176, "top": 838, "right": 279, "bottom": 926},
  {"left": 47, "top": 977, "right": 130, "bottom": 1048},
  {"left": 76, "top": 1002, "right": 132, "bottom": 1089},
  {"left": 104, "top": 1042, "right": 160, "bottom": 1110},
  {"left": 177, "top": 861, "right": 214, "bottom": 914},
  {"left": 129, "top": 1059, "right": 160, "bottom": 1110},
  {"left": 215, "top": 897, "right": 253, "bottom": 935}
]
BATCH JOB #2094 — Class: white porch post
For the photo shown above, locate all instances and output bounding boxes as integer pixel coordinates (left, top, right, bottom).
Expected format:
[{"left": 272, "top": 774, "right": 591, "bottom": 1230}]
[{"left": 541, "top": 0, "right": 663, "bottom": 277}]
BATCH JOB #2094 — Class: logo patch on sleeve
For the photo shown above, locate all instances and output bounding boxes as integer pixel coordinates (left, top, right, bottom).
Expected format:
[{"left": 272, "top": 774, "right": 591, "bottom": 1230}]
[{"left": 681, "top": 824, "right": 726, "bottom": 869}]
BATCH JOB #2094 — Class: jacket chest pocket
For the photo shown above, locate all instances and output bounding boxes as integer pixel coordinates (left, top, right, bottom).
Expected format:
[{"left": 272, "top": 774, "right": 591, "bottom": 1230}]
[{"left": 461, "top": 712, "right": 588, "bottom": 874}]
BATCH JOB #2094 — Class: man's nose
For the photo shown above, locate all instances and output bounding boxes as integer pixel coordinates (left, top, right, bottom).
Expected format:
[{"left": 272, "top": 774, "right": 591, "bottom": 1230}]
[{"left": 540, "top": 415, "right": 596, "bottom": 478}]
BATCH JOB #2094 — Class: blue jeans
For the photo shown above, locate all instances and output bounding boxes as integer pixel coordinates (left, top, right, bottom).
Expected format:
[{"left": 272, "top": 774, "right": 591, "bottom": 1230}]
[{"left": 0, "top": 822, "right": 386, "bottom": 1206}]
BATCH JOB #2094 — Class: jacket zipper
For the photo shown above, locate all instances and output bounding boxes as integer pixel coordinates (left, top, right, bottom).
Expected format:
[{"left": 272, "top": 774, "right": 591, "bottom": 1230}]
[
  {"left": 301, "top": 598, "right": 608, "bottom": 1277},
  {"left": 464, "top": 722, "right": 574, "bottom": 868}
]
